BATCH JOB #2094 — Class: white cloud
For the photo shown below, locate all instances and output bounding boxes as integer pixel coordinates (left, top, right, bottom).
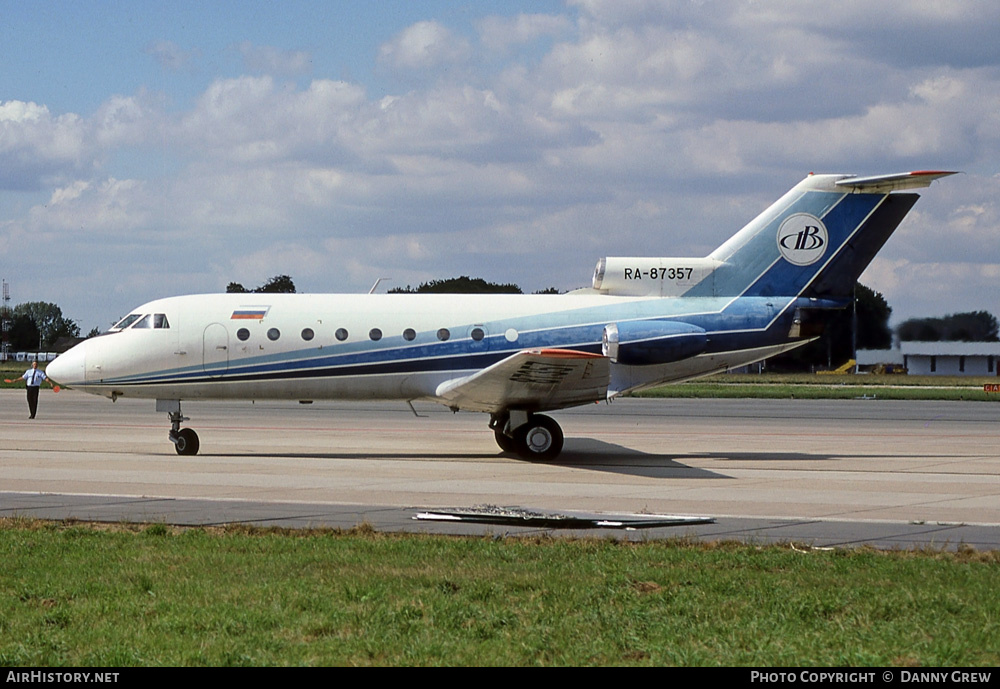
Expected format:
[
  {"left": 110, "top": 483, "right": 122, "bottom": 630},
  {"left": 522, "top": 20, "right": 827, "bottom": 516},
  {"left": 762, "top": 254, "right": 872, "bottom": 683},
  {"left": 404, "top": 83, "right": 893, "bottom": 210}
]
[
  {"left": 478, "top": 13, "right": 571, "bottom": 53},
  {"left": 0, "top": 100, "right": 48, "bottom": 123},
  {"left": 218, "top": 241, "right": 330, "bottom": 291},
  {"left": 236, "top": 42, "right": 312, "bottom": 76},
  {"left": 0, "top": 95, "right": 157, "bottom": 191},
  {"left": 377, "top": 21, "right": 471, "bottom": 72},
  {"left": 0, "top": 100, "right": 90, "bottom": 189}
]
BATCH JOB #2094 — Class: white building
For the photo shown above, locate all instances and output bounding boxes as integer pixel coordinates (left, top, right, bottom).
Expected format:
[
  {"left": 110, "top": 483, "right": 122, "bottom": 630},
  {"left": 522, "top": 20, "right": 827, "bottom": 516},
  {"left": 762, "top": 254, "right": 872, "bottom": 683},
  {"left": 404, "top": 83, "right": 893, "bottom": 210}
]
[{"left": 858, "top": 342, "right": 1000, "bottom": 376}]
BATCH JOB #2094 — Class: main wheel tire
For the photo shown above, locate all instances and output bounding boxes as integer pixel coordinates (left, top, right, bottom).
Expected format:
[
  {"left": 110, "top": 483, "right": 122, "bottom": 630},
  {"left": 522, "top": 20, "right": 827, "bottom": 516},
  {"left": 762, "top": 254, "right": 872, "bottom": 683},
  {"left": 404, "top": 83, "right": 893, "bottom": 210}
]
[
  {"left": 513, "top": 414, "right": 563, "bottom": 461},
  {"left": 494, "top": 427, "right": 517, "bottom": 453},
  {"left": 174, "top": 428, "right": 200, "bottom": 456}
]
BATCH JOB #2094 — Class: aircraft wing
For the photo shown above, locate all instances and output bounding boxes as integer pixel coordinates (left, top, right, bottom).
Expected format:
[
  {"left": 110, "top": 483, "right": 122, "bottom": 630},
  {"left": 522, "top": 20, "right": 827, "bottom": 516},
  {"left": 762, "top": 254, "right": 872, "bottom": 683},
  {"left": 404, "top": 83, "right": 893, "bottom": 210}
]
[{"left": 434, "top": 349, "right": 610, "bottom": 414}]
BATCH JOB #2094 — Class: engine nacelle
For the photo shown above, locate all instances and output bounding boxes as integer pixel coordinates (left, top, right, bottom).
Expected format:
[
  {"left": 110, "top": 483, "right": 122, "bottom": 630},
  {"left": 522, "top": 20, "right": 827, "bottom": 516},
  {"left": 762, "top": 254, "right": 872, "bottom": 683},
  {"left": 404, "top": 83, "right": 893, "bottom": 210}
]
[
  {"left": 593, "top": 256, "right": 724, "bottom": 297},
  {"left": 602, "top": 320, "right": 708, "bottom": 366}
]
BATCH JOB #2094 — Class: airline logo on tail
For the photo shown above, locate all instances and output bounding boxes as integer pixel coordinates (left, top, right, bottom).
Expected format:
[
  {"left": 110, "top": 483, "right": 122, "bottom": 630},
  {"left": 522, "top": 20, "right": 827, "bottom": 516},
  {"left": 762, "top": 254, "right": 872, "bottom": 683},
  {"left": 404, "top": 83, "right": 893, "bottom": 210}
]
[{"left": 777, "top": 213, "right": 827, "bottom": 266}]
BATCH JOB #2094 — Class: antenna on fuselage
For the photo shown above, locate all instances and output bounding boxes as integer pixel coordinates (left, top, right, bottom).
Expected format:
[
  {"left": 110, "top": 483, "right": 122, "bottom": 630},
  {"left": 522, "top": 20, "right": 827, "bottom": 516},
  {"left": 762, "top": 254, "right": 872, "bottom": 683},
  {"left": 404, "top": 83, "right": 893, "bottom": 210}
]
[{"left": 369, "top": 278, "right": 391, "bottom": 294}]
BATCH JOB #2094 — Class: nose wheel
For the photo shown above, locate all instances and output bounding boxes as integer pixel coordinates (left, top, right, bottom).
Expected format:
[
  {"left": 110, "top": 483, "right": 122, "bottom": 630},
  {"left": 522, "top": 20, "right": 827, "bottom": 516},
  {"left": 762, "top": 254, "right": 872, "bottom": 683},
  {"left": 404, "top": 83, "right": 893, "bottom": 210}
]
[
  {"left": 160, "top": 400, "right": 201, "bottom": 455},
  {"left": 170, "top": 427, "right": 200, "bottom": 455}
]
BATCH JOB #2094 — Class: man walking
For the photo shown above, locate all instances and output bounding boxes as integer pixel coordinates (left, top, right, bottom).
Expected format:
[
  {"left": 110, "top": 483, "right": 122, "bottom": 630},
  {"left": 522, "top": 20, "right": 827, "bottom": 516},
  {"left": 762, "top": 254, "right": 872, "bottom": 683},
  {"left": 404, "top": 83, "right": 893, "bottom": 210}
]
[{"left": 20, "top": 360, "right": 49, "bottom": 419}]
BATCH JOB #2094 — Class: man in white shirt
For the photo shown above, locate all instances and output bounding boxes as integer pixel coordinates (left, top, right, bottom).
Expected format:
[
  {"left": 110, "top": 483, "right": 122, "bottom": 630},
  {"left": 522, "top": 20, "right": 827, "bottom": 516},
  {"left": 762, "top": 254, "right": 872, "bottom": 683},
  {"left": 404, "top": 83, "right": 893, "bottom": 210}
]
[{"left": 20, "top": 360, "right": 49, "bottom": 419}]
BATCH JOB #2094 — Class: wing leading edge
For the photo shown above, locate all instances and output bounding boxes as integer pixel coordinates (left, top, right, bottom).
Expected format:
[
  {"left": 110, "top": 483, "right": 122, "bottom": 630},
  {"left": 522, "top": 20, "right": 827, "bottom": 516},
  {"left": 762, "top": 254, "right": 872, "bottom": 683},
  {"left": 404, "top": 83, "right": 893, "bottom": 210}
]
[{"left": 434, "top": 349, "right": 609, "bottom": 414}]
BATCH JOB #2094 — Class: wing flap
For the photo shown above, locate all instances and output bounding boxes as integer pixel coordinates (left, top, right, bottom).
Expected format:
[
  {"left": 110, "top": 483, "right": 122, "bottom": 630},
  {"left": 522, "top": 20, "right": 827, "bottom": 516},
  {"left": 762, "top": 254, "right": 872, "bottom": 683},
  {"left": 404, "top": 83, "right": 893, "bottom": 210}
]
[{"left": 435, "top": 348, "right": 610, "bottom": 413}]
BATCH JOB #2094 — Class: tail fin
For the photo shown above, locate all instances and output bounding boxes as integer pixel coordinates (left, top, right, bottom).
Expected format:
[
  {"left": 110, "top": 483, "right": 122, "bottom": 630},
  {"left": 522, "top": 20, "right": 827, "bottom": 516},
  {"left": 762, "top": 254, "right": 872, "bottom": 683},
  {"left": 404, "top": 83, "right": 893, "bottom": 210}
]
[
  {"left": 590, "top": 171, "right": 955, "bottom": 299},
  {"left": 698, "top": 171, "right": 956, "bottom": 299}
]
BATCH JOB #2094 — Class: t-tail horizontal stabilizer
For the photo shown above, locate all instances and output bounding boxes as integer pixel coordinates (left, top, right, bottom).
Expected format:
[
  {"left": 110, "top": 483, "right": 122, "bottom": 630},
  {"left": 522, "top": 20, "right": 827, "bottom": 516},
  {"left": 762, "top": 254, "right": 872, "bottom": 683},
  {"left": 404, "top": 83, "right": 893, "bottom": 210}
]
[
  {"left": 834, "top": 170, "right": 958, "bottom": 193},
  {"left": 705, "top": 171, "right": 957, "bottom": 300},
  {"left": 591, "top": 171, "right": 956, "bottom": 300}
]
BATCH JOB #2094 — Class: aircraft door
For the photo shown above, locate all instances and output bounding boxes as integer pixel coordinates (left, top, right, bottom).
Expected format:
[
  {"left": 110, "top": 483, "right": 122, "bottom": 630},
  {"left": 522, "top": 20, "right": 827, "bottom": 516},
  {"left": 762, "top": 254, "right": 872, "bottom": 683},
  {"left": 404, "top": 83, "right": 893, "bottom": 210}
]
[{"left": 203, "top": 323, "right": 229, "bottom": 378}]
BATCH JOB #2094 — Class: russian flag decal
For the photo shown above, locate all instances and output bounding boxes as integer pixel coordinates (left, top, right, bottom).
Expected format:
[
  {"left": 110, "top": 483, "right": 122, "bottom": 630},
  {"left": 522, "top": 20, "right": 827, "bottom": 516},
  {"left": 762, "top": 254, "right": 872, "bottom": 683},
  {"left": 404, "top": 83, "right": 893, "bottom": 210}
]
[{"left": 231, "top": 306, "right": 270, "bottom": 320}]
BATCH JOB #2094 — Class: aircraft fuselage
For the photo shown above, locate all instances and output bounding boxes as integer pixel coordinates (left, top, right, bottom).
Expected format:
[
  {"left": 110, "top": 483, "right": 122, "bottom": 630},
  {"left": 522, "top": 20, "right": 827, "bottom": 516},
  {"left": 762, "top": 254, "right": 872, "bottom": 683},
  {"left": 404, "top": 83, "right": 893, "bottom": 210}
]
[{"left": 50, "top": 291, "right": 811, "bottom": 404}]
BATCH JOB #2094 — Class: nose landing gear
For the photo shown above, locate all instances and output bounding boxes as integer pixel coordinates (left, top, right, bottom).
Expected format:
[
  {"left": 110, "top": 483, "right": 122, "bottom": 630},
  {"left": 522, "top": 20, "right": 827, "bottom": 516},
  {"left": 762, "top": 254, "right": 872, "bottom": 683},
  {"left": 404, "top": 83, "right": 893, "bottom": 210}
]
[{"left": 157, "top": 399, "right": 201, "bottom": 455}]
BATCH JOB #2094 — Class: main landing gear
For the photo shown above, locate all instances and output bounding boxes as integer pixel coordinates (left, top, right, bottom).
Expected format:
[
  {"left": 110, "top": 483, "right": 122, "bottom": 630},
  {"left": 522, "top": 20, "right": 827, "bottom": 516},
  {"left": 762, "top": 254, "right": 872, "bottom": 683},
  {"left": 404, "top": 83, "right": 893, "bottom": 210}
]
[
  {"left": 490, "top": 411, "right": 564, "bottom": 461},
  {"left": 157, "top": 399, "right": 200, "bottom": 455}
]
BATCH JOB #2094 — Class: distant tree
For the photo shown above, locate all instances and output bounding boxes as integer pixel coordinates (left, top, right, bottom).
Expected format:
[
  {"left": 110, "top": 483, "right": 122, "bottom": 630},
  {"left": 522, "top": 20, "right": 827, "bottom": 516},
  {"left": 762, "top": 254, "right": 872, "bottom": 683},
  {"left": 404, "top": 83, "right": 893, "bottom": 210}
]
[
  {"left": 86, "top": 326, "right": 102, "bottom": 339},
  {"left": 533, "top": 287, "right": 561, "bottom": 295},
  {"left": 896, "top": 311, "right": 999, "bottom": 342},
  {"left": 896, "top": 318, "right": 940, "bottom": 341},
  {"left": 225, "top": 275, "right": 296, "bottom": 294},
  {"left": 12, "top": 302, "right": 79, "bottom": 349},
  {"left": 947, "top": 311, "right": 999, "bottom": 340},
  {"left": 256, "top": 275, "right": 296, "bottom": 293},
  {"left": 855, "top": 284, "right": 892, "bottom": 350},
  {"left": 8, "top": 314, "right": 41, "bottom": 351},
  {"left": 388, "top": 276, "right": 522, "bottom": 294},
  {"left": 769, "top": 283, "right": 891, "bottom": 371}
]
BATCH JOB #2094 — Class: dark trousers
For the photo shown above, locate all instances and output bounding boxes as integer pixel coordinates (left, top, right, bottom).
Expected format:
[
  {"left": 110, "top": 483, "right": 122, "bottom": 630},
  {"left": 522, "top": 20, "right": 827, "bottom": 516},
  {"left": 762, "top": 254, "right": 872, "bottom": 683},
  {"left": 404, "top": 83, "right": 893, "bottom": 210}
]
[{"left": 26, "top": 386, "right": 40, "bottom": 418}]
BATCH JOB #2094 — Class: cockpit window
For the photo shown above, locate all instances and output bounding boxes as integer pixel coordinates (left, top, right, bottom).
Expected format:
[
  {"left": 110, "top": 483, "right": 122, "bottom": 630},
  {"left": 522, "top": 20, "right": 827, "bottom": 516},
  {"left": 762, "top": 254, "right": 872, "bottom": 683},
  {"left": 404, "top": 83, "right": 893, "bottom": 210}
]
[
  {"left": 114, "top": 313, "right": 170, "bottom": 330},
  {"left": 112, "top": 314, "right": 142, "bottom": 330}
]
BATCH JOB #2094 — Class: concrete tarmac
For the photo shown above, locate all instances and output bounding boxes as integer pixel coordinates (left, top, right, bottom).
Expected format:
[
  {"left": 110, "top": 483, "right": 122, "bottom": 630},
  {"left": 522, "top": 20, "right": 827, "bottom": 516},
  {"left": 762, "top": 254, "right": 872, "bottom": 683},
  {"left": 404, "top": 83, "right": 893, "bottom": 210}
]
[{"left": 2, "top": 389, "right": 998, "bottom": 549}]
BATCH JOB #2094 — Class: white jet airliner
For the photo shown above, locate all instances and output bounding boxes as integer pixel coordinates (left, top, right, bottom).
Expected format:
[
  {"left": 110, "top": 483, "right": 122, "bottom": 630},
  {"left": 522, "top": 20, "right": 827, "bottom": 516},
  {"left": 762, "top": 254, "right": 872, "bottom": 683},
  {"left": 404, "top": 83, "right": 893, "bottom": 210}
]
[{"left": 47, "top": 170, "right": 955, "bottom": 460}]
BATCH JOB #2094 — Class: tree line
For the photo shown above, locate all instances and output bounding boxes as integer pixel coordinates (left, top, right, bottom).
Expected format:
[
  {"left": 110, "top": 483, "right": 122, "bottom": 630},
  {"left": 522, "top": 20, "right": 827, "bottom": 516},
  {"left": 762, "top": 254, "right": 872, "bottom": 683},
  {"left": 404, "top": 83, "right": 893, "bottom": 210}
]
[
  {"left": 2, "top": 302, "right": 81, "bottom": 352},
  {"left": 895, "top": 311, "right": 998, "bottom": 342},
  {"left": 226, "top": 275, "right": 297, "bottom": 294}
]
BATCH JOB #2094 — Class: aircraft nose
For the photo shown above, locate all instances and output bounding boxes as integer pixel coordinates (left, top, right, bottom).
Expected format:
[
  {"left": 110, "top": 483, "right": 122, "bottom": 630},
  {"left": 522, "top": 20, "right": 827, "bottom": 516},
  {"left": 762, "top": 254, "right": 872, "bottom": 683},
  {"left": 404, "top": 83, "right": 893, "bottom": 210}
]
[{"left": 47, "top": 344, "right": 86, "bottom": 386}]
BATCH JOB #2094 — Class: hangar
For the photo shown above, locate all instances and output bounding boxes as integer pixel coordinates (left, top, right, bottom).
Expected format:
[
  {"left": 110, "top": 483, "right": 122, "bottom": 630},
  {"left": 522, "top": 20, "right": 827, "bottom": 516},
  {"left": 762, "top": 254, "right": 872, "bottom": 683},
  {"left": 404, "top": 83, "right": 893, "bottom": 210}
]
[{"left": 858, "top": 341, "right": 1000, "bottom": 376}]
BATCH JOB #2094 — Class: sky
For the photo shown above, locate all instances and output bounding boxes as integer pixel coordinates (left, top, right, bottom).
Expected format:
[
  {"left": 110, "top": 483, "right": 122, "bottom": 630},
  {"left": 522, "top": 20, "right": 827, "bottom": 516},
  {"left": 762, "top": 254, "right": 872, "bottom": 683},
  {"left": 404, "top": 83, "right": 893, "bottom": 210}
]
[{"left": 2, "top": 0, "right": 999, "bottom": 334}]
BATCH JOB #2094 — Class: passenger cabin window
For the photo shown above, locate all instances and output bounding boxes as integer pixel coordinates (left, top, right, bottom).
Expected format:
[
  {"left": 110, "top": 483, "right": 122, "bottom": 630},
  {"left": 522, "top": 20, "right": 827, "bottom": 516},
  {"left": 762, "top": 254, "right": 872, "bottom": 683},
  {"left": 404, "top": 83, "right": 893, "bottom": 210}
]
[
  {"left": 301, "top": 328, "right": 314, "bottom": 341},
  {"left": 403, "top": 328, "right": 416, "bottom": 341},
  {"left": 267, "top": 328, "right": 281, "bottom": 341},
  {"left": 369, "top": 328, "right": 382, "bottom": 341},
  {"left": 236, "top": 328, "right": 250, "bottom": 341},
  {"left": 437, "top": 328, "right": 450, "bottom": 341},
  {"left": 335, "top": 328, "right": 349, "bottom": 341}
]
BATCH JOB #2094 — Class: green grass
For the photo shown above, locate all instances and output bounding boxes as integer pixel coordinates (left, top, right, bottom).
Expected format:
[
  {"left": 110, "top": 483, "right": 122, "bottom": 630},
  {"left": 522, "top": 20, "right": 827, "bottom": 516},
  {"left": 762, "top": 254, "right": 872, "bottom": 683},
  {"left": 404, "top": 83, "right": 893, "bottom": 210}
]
[{"left": 1, "top": 520, "right": 998, "bottom": 666}]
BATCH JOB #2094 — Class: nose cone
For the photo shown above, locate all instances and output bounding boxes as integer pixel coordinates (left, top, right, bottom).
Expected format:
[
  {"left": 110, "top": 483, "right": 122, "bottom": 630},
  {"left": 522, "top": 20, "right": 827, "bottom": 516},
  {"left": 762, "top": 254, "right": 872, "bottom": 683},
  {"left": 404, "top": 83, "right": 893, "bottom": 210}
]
[{"left": 47, "top": 344, "right": 86, "bottom": 387}]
